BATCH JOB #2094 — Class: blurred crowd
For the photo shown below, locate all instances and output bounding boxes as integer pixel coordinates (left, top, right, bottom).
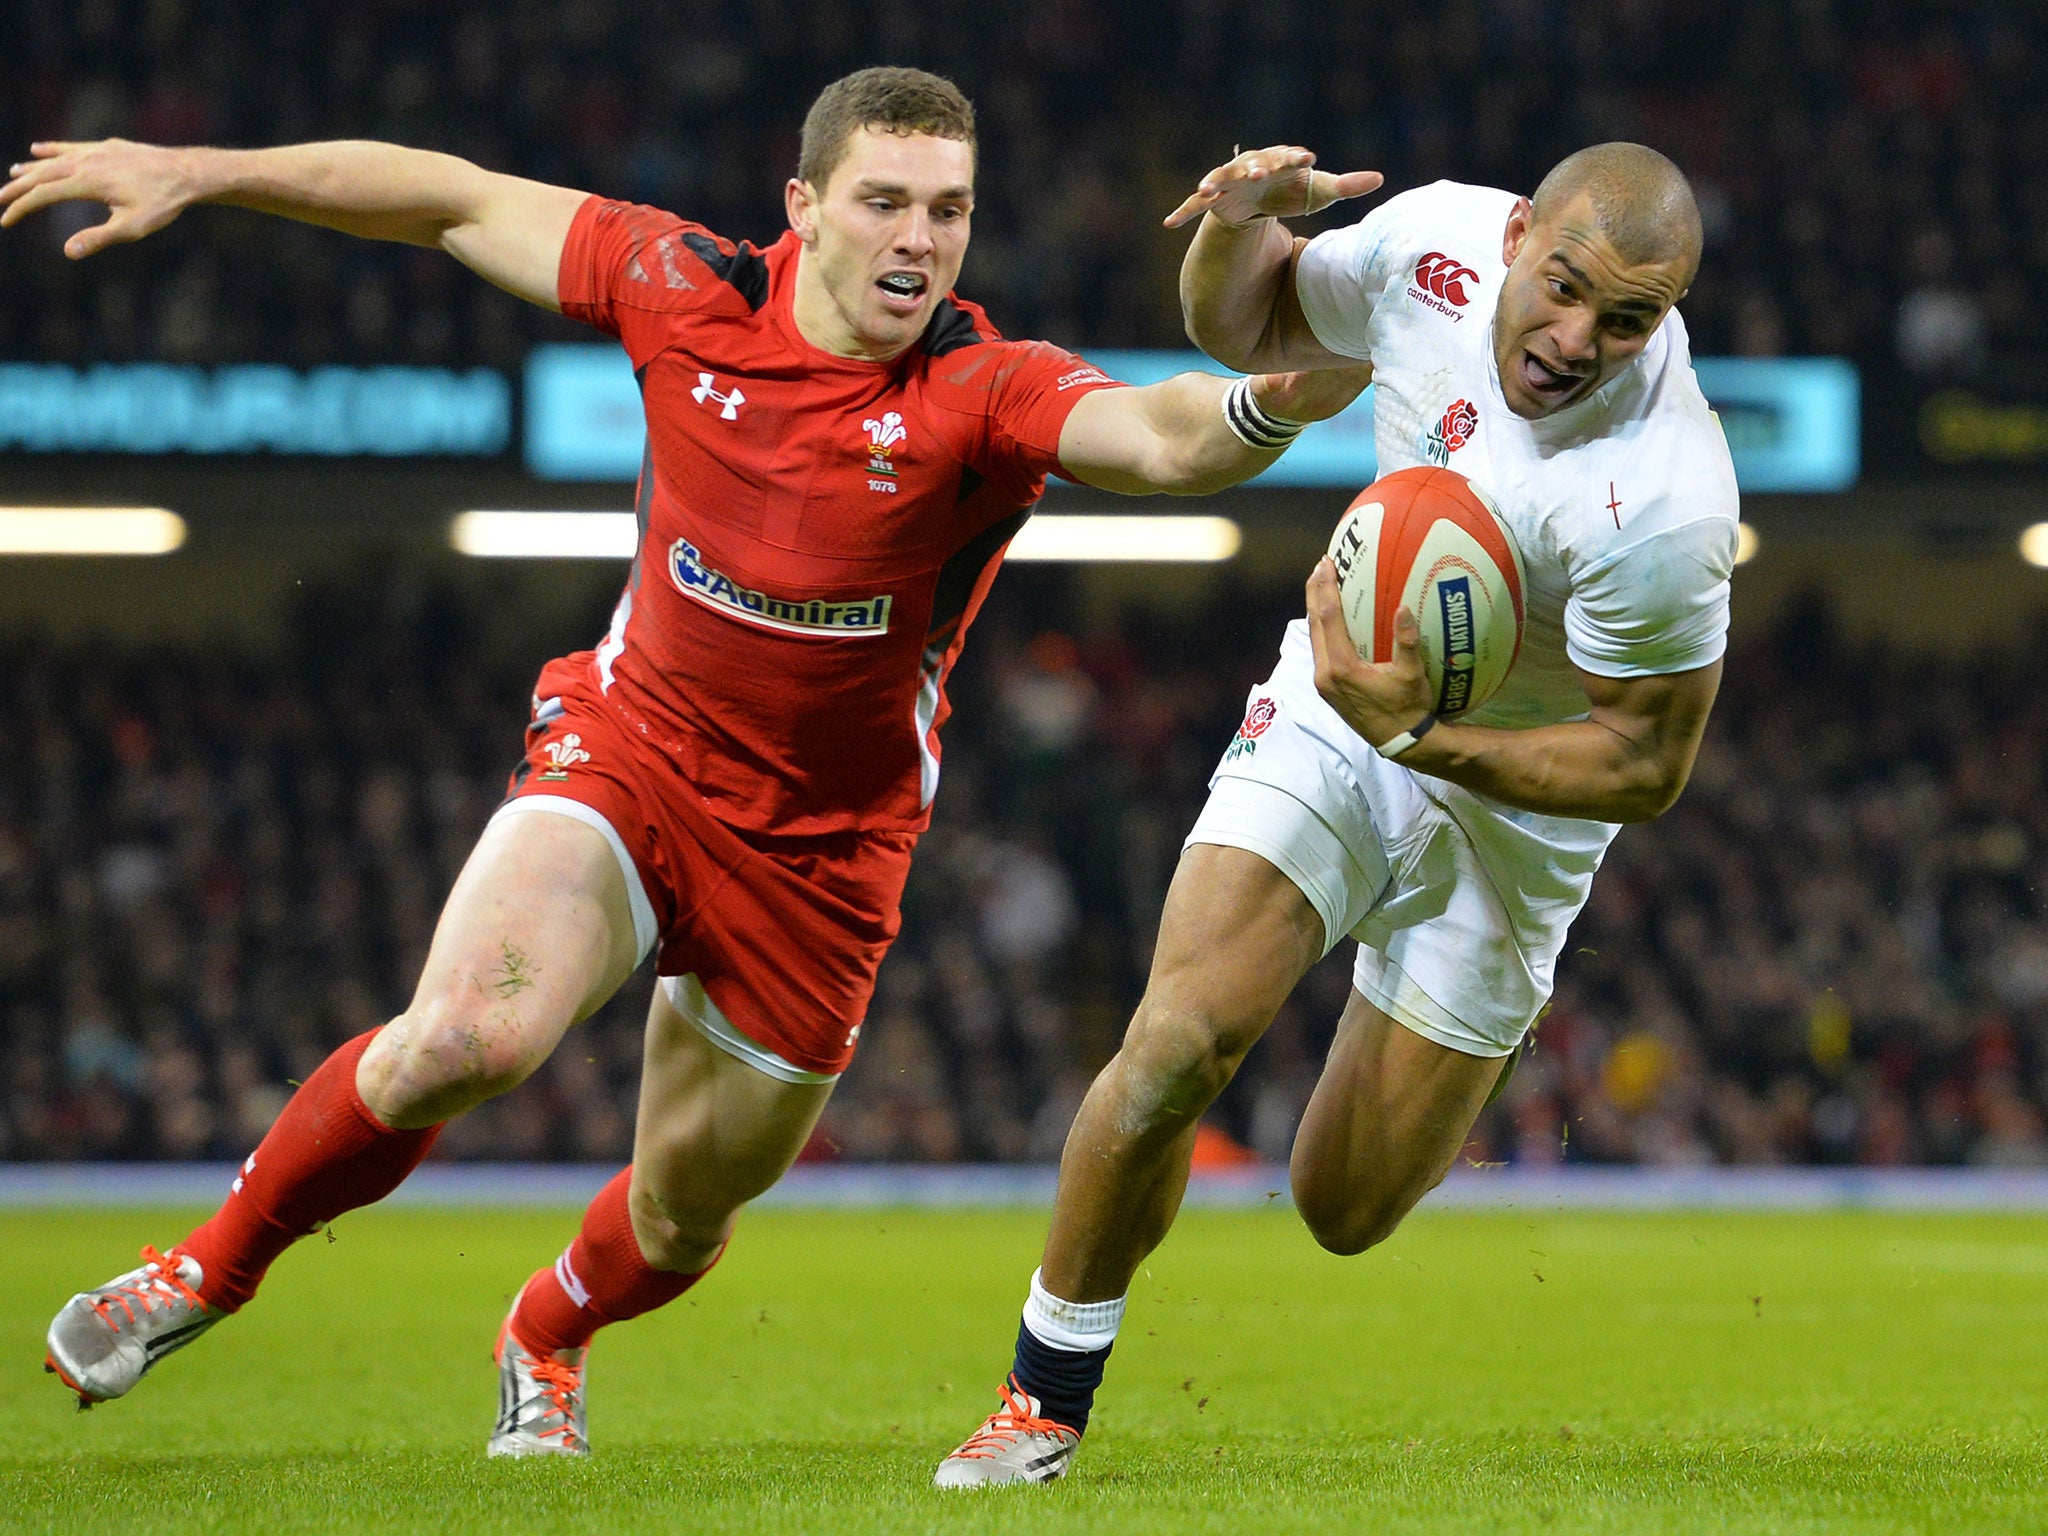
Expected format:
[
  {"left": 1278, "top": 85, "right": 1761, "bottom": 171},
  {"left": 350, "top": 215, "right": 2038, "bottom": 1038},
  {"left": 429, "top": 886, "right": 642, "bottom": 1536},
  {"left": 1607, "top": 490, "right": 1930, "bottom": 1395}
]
[
  {"left": 3, "top": 570, "right": 2046, "bottom": 1170},
  {"left": 2, "top": 0, "right": 2040, "bottom": 378}
]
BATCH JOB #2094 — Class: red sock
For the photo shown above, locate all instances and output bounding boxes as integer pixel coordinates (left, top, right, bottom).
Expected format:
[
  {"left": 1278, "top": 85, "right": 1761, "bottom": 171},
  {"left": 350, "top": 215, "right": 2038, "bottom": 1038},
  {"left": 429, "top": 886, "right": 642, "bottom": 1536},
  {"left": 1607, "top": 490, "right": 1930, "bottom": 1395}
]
[
  {"left": 181, "top": 1029, "right": 442, "bottom": 1311},
  {"left": 510, "top": 1168, "right": 722, "bottom": 1355}
]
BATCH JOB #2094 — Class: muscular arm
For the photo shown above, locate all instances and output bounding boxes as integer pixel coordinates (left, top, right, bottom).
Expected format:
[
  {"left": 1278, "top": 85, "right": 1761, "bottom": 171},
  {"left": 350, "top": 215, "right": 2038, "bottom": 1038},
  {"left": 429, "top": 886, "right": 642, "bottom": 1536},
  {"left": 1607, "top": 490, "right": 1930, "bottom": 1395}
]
[
  {"left": 1, "top": 139, "right": 587, "bottom": 310},
  {"left": 1395, "top": 662, "right": 1722, "bottom": 823},
  {"left": 1179, "top": 222, "right": 1351, "bottom": 373},
  {"left": 1305, "top": 559, "right": 1721, "bottom": 823},
  {"left": 1056, "top": 365, "right": 1370, "bottom": 496},
  {"left": 1162, "top": 146, "right": 1383, "bottom": 373}
]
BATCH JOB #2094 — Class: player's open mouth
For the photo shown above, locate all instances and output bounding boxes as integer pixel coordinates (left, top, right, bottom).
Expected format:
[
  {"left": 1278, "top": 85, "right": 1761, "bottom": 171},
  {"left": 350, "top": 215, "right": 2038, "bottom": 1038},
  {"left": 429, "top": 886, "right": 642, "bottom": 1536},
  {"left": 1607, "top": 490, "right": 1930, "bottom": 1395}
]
[
  {"left": 1520, "top": 350, "right": 1588, "bottom": 401},
  {"left": 876, "top": 271, "right": 929, "bottom": 313}
]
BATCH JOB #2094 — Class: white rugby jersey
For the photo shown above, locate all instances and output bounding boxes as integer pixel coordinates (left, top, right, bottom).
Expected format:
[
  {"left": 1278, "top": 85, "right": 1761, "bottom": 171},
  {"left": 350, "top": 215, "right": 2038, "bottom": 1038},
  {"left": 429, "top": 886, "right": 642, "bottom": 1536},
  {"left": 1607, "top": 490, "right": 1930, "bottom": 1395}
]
[{"left": 1295, "top": 181, "right": 1740, "bottom": 735}]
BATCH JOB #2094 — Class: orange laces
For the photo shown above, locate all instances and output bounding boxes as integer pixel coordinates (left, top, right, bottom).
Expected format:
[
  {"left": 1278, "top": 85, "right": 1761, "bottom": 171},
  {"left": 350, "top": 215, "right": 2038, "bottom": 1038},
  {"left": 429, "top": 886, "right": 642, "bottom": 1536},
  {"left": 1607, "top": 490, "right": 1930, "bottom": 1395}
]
[
  {"left": 525, "top": 1355, "right": 586, "bottom": 1448},
  {"left": 952, "top": 1376, "right": 1075, "bottom": 1458},
  {"left": 89, "top": 1246, "right": 205, "bottom": 1331}
]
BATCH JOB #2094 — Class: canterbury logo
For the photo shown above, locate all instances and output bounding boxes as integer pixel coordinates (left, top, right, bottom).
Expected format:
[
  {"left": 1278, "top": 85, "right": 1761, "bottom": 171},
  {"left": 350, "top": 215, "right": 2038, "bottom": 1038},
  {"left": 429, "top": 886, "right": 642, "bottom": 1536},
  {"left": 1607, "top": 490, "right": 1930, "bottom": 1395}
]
[
  {"left": 1412, "top": 251, "right": 1479, "bottom": 308},
  {"left": 691, "top": 372, "right": 746, "bottom": 419},
  {"left": 864, "top": 411, "right": 907, "bottom": 450}
]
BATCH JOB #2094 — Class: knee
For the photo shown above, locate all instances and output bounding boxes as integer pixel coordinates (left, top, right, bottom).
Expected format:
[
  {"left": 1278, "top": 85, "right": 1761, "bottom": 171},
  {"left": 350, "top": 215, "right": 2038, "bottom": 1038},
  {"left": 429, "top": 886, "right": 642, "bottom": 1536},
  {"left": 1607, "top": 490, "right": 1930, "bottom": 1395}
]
[
  {"left": 1118, "top": 996, "right": 1264, "bottom": 1125},
  {"left": 358, "top": 1000, "right": 545, "bottom": 1125},
  {"left": 627, "top": 1178, "right": 731, "bottom": 1274},
  {"left": 1290, "top": 1166, "right": 1420, "bottom": 1257}
]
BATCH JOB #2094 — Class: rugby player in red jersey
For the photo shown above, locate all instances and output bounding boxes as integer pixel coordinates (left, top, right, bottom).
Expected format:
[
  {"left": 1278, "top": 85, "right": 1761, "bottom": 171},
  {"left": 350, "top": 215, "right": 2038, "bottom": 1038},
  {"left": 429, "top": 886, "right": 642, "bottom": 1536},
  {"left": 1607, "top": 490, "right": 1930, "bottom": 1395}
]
[{"left": 3, "top": 68, "right": 1367, "bottom": 1453}]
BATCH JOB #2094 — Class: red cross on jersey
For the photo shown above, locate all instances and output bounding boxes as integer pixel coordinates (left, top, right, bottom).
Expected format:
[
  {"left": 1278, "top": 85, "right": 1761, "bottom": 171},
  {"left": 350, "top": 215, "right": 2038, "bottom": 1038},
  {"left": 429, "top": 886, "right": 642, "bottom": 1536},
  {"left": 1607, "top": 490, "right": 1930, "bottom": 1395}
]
[{"left": 555, "top": 197, "right": 1125, "bottom": 835}]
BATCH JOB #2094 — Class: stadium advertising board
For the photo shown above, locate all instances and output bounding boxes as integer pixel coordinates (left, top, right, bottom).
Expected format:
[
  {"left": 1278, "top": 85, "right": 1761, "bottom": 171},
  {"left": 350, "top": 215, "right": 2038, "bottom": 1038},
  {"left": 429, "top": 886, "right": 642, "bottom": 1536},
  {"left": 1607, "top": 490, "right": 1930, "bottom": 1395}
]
[
  {"left": 523, "top": 345, "right": 1859, "bottom": 492},
  {"left": 0, "top": 362, "right": 512, "bottom": 457},
  {"left": 1864, "top": 377, "right": 2048, "bottom": 479}
]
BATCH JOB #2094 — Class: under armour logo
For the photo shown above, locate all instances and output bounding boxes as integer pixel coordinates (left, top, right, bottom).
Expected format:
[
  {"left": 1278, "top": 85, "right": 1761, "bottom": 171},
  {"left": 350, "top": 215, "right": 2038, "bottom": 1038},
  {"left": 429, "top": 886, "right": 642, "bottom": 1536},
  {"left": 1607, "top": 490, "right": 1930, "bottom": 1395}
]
[
  {"left": 692, "top": 373, "right": 746, "bottom": 420},
  {"left": 1413, "top": 251, "right": 1479, "bottom": 307}
]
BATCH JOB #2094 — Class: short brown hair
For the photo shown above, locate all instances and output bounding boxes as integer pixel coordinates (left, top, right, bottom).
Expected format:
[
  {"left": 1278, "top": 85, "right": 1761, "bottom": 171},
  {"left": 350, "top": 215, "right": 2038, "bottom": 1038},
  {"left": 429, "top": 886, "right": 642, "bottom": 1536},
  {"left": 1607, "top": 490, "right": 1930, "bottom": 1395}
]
[{"left": 797, "top": 67, "right": 977, "bottom": 191}]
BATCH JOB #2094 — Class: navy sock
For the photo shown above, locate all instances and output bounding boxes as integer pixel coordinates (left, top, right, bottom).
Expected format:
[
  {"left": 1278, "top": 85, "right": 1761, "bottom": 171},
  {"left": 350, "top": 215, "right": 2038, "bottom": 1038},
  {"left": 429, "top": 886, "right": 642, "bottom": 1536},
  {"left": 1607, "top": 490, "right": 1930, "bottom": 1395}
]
[{"left": 1010, "top": 1316, "right": 1113, "bottom": 1435}]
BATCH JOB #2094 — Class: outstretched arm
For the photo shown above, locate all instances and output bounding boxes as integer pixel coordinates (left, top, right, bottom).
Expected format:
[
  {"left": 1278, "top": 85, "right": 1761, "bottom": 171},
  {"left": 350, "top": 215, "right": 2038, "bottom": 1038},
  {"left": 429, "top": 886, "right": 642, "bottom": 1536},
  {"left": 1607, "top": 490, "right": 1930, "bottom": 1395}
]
[
  {"left": 0, "top": 139, "right": 588, "bottom": 310},
  {"left": 1056, "top": 365, "right": 1371, "bottom": 496},
  {"left": 1303, "top": 559, "right": 1722, "bottom": 823},
  {"left": 1164, "top": 145, "right": 1382, "bottom": 374}
]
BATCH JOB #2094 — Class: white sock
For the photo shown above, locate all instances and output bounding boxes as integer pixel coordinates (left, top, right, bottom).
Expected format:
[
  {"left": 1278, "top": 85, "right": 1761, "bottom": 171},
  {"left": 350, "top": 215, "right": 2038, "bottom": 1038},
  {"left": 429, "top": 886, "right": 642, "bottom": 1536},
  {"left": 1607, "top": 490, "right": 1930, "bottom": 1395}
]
[{"left": 1020, "top": 1266, "right": 1126, "bottom": 1353}]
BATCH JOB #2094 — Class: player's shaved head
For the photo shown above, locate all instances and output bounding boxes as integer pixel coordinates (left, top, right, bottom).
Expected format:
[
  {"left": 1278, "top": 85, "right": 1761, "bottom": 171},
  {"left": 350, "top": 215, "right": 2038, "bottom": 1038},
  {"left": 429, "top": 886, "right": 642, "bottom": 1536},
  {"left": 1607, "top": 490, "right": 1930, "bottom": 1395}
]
[
  {"left": 799, "top": 67, "right": 978, "bottom": 192},
  {"left": 1531, "top": 143, "right": 1701, "bottom": 287}
]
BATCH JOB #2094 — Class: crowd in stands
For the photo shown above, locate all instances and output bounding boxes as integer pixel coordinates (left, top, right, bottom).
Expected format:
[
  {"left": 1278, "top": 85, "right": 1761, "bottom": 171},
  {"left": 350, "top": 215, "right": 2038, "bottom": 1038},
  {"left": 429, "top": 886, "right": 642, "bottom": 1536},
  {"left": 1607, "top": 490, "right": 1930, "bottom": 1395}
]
[
  {"left": 3, "top": 570, "right": 2045, "bottom": 1170},
  {"left": 3, "top": 1, "right": 2041, "bottom": 377}
]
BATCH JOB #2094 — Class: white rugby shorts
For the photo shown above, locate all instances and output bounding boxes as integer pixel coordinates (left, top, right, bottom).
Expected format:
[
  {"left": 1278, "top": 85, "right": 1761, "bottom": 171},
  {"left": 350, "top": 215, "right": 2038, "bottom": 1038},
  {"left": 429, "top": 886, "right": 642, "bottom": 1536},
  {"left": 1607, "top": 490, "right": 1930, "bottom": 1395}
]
[{"left": 1185, "top": 621, "right": 1620, "bottom": 1057}]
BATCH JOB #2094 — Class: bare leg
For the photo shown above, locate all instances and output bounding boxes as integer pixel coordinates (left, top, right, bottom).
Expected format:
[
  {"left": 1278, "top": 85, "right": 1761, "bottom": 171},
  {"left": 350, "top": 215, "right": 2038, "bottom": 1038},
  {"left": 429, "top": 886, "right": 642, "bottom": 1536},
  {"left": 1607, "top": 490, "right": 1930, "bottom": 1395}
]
[
  {"left": 1288, "top": 990, "right": 1511, "bottom": 1255},
  {"left": 1040, "top": 843, "right": 1324, "bottom": 1303},
  {"left": 500, "top": 981, "right": 832, "bottom": 1355},
  {"left": 357, "top": 809, "right": 643, "bottom": 1128},
  {"left": 626, "top": 983, "right": 835, "bottom": 1272}
]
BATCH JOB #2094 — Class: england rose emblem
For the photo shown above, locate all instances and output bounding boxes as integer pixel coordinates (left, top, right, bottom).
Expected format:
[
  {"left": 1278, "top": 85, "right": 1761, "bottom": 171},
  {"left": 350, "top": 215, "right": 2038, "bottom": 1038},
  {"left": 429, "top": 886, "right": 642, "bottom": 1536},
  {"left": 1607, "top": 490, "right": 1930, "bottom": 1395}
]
[
  {"left": 1440, "top": 399, "right": 1477, "bottom": 451},
  {"left": 1423, "top": 397, "right": 1479, "bottom": 464},
  {"left": 1241, "top": 697, "right": 1277, "bottom": 738}
]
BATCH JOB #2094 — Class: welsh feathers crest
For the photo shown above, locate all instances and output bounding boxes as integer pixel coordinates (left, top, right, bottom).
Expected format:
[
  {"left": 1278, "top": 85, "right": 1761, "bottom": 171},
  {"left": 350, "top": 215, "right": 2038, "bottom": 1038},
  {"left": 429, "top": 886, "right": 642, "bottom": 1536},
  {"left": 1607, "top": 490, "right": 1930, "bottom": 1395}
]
[{"left": 864, "top": 411, "right": 908, "bottom": 450}]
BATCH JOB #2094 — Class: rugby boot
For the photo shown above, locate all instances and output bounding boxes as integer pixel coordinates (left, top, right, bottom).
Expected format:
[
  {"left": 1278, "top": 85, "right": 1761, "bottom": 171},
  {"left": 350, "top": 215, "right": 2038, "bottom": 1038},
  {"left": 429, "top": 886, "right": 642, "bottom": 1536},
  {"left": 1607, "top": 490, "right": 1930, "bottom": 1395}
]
[
  {"left": 488, "top": 1308, "right": 589, "bottom": 1457},
  {"left": 933, "top": 1375, "right": 1082, "bottom": 1487},
  {"left": 44, "top": 1244, "right": 223, "bottom": 1407}
]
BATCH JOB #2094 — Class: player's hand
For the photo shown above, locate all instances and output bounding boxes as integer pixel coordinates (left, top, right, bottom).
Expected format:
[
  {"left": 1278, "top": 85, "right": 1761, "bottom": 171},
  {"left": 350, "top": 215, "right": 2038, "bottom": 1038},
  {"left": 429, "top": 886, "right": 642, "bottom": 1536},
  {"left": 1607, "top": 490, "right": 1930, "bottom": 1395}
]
[
  {"left": 1305, "top": 558, "right": 1436, "bottom": 750},
  {"left": 1163, "top": 145, "right": 1382, "bottom": 230},
  {"left": 0, "top": 140, "right": 197, "bottom": 257},
  {"left": 1253, "top": 366, "right": 1373, "bottom": 425}
]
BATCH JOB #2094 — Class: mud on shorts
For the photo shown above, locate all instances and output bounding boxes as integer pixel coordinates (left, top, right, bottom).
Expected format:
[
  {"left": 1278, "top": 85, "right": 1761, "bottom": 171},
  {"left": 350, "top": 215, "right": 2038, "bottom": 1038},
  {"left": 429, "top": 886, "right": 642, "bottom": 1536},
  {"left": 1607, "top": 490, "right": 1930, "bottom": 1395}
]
[{"left": 494, "top": 654, "right": 915, "bottom": 1081}]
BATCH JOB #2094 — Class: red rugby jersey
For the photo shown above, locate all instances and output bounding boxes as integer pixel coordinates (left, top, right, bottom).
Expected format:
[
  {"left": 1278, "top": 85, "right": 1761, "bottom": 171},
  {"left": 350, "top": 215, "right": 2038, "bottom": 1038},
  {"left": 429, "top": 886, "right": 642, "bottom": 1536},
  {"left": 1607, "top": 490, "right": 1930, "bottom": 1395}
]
[{"left": 555, "top": 196, "right": 1124, "bottom": 835}]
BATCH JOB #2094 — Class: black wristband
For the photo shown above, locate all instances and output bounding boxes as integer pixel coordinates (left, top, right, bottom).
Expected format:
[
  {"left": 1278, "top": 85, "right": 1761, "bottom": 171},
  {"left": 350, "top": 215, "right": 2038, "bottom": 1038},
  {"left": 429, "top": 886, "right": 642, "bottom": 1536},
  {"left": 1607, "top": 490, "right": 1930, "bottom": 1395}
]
[{"left": 1375, "top": 712, "right": 1438, "bottom": 760}]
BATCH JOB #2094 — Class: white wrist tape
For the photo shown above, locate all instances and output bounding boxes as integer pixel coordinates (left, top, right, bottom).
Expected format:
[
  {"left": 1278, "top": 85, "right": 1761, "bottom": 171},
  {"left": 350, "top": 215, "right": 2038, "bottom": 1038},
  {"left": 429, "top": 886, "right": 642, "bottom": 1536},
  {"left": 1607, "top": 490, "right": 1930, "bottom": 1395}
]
[{"left": 1222, "top": 376, "right": 1307, "bottom": 451}]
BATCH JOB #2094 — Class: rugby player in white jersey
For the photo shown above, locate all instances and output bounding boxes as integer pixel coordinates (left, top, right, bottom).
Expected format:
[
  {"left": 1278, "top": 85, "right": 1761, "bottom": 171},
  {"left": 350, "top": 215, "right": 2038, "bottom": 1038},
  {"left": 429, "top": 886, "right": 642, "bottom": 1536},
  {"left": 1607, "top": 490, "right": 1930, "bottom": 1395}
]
[{"left": 935, "top": 141, "right": 1738, "bottom": 1486}]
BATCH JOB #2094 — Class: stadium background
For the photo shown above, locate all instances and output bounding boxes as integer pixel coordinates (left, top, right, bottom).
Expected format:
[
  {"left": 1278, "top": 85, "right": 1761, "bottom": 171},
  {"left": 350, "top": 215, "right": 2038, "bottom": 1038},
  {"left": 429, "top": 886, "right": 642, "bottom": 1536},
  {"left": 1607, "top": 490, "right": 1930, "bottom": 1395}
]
[{"left": 3, "top": 0, "right": 2046, "bottom": 1176}]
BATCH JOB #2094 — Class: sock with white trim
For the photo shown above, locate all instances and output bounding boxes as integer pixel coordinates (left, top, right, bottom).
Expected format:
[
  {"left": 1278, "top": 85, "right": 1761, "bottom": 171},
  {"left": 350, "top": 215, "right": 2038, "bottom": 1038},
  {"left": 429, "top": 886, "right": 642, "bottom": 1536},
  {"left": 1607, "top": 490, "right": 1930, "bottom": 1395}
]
[
  {"left": 1008, "top": 1267, "right": 1125, "bottom": 1434},
  {"left": 509, "top": 1167, "right": 721, "bottom": 1355}
]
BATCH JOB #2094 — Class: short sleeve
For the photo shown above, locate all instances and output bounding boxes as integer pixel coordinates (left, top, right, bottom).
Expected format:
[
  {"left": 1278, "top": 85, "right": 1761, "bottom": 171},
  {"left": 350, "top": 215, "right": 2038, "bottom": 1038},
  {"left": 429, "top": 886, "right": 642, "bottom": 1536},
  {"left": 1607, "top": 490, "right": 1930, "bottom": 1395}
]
[
  {"left": 556, "top": 196, "right": 698, "bottom": 367},
  {"left": 1564, "top": 516, "right": 1738, "bottom": 678},
  {"left": 981, "top": 342, "right": 1128, "bottom": 492},
  {"left": 1293, "top": 198, "right": 1408, "bottom": 362}
]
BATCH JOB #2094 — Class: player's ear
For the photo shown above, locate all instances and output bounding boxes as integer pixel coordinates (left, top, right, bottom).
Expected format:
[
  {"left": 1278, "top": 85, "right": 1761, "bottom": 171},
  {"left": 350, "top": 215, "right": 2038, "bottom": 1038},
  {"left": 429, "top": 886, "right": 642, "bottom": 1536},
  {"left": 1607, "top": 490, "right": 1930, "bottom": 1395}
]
[
  {"left": 1501, "top": 197, "right": 1534, "bottom": 266},
  {"left": 785, "top": 177, "right": 819, "bottom": 243}
]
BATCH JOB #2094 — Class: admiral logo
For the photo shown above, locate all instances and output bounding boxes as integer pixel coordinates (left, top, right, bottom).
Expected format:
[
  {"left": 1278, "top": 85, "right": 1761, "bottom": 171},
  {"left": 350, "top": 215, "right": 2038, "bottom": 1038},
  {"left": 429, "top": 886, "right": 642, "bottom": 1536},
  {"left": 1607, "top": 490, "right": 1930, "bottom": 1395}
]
[
  {"left": 668, "top": 537, "right": 892, "bottom": 637},
  {"left": 1056, "top": 365, "right": 1112, "bottom": 391},
  {"left": 1422, "top": 397, "right": 1478, "bottom": 464},
  {"left": 691, "top": 372, "right": 745, "bottom": 420},
  {"left": 863, "top": 410, "right": 907, "bottom": 493},
  {"left": 1409, "top": 251, "right": 1479, "bottom": 320},
  {"left": 1433, "top": 576, "right": 1477, "bottom": 714}
]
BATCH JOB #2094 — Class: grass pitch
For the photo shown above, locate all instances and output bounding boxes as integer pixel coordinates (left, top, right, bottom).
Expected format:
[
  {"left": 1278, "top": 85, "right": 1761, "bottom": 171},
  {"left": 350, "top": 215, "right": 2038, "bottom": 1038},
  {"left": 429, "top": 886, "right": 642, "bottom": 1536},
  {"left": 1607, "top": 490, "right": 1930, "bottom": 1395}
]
[{"left": 2, "top": 1202, "right": 2043, "bottom": 1534}]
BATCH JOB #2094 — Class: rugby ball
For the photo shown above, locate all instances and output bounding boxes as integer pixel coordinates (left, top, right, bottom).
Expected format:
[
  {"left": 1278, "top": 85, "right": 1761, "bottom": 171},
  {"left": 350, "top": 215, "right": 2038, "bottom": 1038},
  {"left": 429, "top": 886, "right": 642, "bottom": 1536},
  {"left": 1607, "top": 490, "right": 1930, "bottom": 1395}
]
[{"left": 1325, "top": 466, "right": 1525, "bottom": 717}]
